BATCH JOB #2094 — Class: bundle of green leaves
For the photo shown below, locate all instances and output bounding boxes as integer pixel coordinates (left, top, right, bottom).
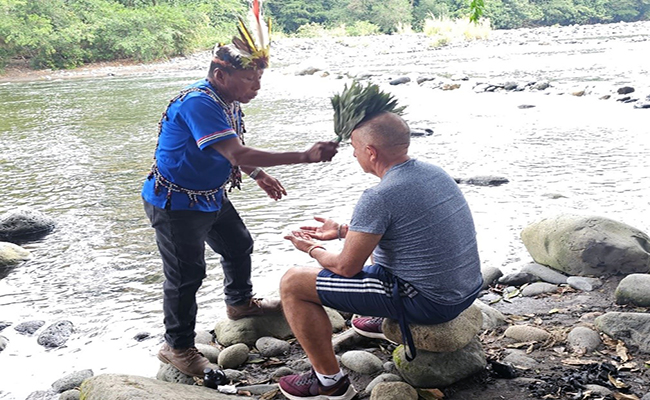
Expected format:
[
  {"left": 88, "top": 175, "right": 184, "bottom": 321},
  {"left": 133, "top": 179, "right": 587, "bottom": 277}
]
[{"left": 331, "top": 80, "right": 406, "bottom": 142}]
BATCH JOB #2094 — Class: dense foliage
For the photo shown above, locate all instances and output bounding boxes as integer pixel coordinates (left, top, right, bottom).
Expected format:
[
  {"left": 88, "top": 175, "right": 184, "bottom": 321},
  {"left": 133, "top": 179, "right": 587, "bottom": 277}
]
[{"left": 1, "top": 0, "right": 648, "bottom": 70}]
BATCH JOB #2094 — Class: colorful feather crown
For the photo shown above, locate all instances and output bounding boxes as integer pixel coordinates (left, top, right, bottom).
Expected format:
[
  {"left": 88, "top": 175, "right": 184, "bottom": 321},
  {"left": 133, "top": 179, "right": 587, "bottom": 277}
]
[{"left": 214, "top": 0, "right": 271, "bottom": 70}]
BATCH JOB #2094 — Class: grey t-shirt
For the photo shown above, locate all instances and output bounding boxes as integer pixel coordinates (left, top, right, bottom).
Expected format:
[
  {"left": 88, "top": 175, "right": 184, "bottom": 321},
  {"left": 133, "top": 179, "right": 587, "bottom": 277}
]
[{"left": 350, "top": 158, "right": 482, "bottom": 305}]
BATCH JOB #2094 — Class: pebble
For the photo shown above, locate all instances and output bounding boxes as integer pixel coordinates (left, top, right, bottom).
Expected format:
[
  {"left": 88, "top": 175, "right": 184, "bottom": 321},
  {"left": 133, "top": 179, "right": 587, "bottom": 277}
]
[
  {"left": 567, "top": 326, "right": 601, "bottom": 353},
  {"left": 370, "top": 382, "right": 417, "bottom": 400},
  {"left": 340, "top": 350, "right": 383, "bottom": 374},
  {"left": 218, "top": 343, "right": 249, "bottom": 369},
  {"left": 52, "top": 369, "right": 93, "bottom": 393},
  {"left": 365, "top": 373, "right": 402, "bottom": 393},
  {"left": 14, "top": 320, "right": 45, "bottom": 335},
  {"left": 37, "top": 320, "right": 74, "bottom": 348},
  {"left": 156, "top": 363, "right": 195, "bottom": 385},
  {"left": 0, "top": 335, "right": 7, "bottom": 351},
  {"left": 502, "top": 349, "right": 540, "bottom": 369},
  {"left": 521, "top": 282, "right": 558, "bottom": 297},
  {"left": 499, "top": 272, "right": 539, "bottom": 286},
  {"left": 58, "top": 389, "right": 80, "bottom": 400},
  {"left": 504, "top": 325, "right": 551, "bottom": 342},
  {"left": 481, "top": 266, "right": 503, "bottom": 289},
  {"left": 0, "top": 321, "right": 11, "bottom": 332},
  {"left": 566, "top": 276, "right": 602, "bottom": 291},
  {"left": 256, "top": 336, "right": 290, "bottom": 357},
  {"left": 195, "top": 343, "right": 220, "bottom": 363},
  {"left": 615, "top": 274, "right": 650, "bottom": 306},
  {"left": 270, "top": 367, "right": 295, "bottom": 382},
  {"left": 521, "top": 262, "right": 568, "bottom": 284},
  {"left": 584, "top": 384, "right": 613, "bottom": 397},
  {"left": 194, "top": 330, "right": 214, "bottom": 345},
  {"left": 223, "top": 368, "right": 247, "bottom": 382}
]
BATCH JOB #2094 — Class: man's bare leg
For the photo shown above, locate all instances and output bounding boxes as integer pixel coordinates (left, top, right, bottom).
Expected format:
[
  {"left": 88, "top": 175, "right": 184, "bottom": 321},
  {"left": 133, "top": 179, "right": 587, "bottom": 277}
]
[{"left": 280, "top": 267, "right": 340, "bottom": 375}]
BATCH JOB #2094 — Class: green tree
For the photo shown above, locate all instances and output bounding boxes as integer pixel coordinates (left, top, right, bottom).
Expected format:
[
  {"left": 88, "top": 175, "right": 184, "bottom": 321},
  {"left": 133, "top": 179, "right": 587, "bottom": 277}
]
[{"left": 346, "top": 0, "right": 413, "bottom": 33}]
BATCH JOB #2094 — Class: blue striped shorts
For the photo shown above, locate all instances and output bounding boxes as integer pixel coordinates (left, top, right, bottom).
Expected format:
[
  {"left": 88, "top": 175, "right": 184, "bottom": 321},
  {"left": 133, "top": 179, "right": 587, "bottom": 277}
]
[{"left": 316, "top": 264, "right": 475, "bottom": 325}]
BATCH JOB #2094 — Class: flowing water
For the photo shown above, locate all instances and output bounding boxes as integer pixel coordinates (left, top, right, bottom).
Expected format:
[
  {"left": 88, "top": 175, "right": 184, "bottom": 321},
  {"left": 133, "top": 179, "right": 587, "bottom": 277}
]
[{"left": 1, "top": 23, "right": 650, "bottom": 399}]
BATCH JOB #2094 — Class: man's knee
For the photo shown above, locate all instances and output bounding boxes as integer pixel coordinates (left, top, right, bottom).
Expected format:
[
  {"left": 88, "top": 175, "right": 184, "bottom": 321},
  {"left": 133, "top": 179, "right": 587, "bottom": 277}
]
[{"left": 280, "top": 267, "right": 319, "bottom": 298}]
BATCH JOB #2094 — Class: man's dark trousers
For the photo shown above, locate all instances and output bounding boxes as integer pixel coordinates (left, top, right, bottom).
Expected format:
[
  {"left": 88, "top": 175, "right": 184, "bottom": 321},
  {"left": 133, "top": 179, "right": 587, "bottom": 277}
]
[{"left": 144, "top": 196, "right": 254, "bottom": 348}]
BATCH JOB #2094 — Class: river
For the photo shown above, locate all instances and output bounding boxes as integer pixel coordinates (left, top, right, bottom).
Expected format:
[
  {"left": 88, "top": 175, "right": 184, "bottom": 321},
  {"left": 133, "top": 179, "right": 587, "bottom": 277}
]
[{"left": 1, "top": 22, "right": 649, "bottom": 399}]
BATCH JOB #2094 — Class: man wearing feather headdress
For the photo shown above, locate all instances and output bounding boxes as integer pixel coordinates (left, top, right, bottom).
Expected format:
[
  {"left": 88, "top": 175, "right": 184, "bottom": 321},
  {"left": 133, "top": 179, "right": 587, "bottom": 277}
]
[{"left": 142, "top": 0, "right": 338, "bottom": 377}]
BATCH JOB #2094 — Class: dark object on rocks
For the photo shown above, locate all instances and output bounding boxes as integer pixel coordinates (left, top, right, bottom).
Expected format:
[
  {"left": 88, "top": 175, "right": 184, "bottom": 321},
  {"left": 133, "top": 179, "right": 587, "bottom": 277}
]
[
  {"left": 133, "top": 332, "right": 151, "bottom": 342},
  {"left": 203, "top": 368, "right": 228, "bottom": 389},
  {"left": 410, "top": 128, "right": 433, "bottom": 137},
  {"left": 389, "top": 76, "right": 410, "bottom": 85},
  {"left": 0, "top": 208, "right": 55, "bottom": 243},
  {"left": 454, "top": 176, "right": 510, "bottom": 187},
  {"left": 0, "top": 321, "right": 11, "bottom": 332},
  {"left": 634, "top": 101, "right": 650, "bottom": 109},
  {"left": 15, "top": 320, "right": 45, "bottom": 335},
  {"left": 617, "top": 86, "right": 635, "bottom": 95},
  {"left": 528, "top": 362, "right": 618, "bottom": 399},
  {"left": 416, "top": 76, "right": 435, "bottom": 84},
  {"left": 489, "top": 360, "right": 517, "bottom": 379},
  {"left": 518, "top": 104, "right": 536, "bottom": 109},
  {"left": 37, "top": 320, "right": 74, "bottom": 348}
]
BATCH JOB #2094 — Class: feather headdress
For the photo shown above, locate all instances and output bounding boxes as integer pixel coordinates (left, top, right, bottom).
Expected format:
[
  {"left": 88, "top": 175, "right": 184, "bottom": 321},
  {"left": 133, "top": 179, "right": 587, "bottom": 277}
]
[
  {"left": 331, "top": 81, "right": 406, "bottom": 142},
  {"left": 214, "top": 0, "right": 271, "bottom": 70}
]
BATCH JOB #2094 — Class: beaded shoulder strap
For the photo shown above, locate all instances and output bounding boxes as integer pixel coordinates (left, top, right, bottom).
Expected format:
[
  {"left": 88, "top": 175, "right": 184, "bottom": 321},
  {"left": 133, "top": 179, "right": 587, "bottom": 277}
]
[{"left": 148, "top": 86, "right": 245, "bottom": 207}]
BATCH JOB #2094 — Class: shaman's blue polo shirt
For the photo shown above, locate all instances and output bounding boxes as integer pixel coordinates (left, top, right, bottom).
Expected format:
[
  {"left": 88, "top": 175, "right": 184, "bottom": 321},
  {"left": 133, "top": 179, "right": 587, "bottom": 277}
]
[{"left": 142, "top": 79, "right": 240, "bottom": 211}]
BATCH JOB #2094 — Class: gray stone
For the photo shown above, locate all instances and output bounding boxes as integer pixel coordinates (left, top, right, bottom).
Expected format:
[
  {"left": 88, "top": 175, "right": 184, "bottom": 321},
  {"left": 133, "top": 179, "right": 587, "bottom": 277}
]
[
  {"left": 255, "top": 336, "right": 290, "bottom": 357},
  {"left": 481, "top": 266, "right": 503, "bottom": 289},
  {"left": 583, "top": 384, "right": 613, "bottom": 397},
  {"left": 14, "top": 320, "right": 45, "bottom": 335},
  {"left": 370, "top": 382, "right": 417, "bottom": 400},
  {"left": 235, "top": 384, "right": 278, "bottom": 395},
  {"left": 156, "top": 363, "right": 195, "bottom": 385},
  {"left": 0, "top": 321, "right": 11, "bottom": 332},
  {"left": 567, "top": 326, "right": 601, "bottom": 353},
  {"left": 223, "top": 368, "right": 246, "bottom": 382},
  {"left": 502, "top": 349, "right": 540, "bottom": 369},
  {"left": 472, "top": 300, "right": 506, "bottom": 330},
  {"left": 498, "top": 272, "right": 539, "bottom": 286},
  {"left": 59, "top": 389, "right": 81, "bottom": 400},
  {"left": 52, "top": 369, "right": 93, "bottom": 393},
  {"left": 393, "top": 338, "right": 486, "bottom": 388},
  {"left": 0, "top": 241, "right": 31, "bottom": 267},
  {"left": 521, "top": 282, "right": 558, "bottom": 297},
  {"left": 195, "top": 343, "right": 220, "bottom": 363},
  {"left": 521, "top": 215, "right": 650, "bottom": 276},
  {"left": 81, "top": 374, "right": 233, "bottom": 400},
  {"left": 217, "top": 343, "right": 249, "bottom": 369},
  {"left": 532, "top": 81, "right": 550, "bottom": 90},
  {"left": 214, "top": 314, "right": 292, "bottom": 347},
  {"left": 595, "top": 312, "right": 650, "bottom": 353},
  {"left": 214, "top": 307, "right": 344, "bottom": 347},
  {"left": 641, "top": 392, "right": 650, "bottom": 400},
  {"left": 504, "top": 325, "right": 550, "bottom": 342},
  {"left": 132, "top": 332, "right": 151, "bottom": 342},
  {"left": 340, "top": 350, "right": 383, "bottom": 374},
  {"left": 365, "top": 373, "right": 402, "bottom": 393},
  {"left": 615, "top": 274, "right": 650, "bottom": 306},
  {"left": 24, "top": 389, "right": 58, "bottom": 400},
  {"left": 271, "top": 367, "right": 294, "bottom": 382},
  {"left": 0, "top": 208, "right": 55, "bottom": 242},
  {"left": 332, "top": 328, "right": 364, "bottom": 353},
  {"left": 383, "top": 304, "right": 482, "bottom": 352},
  {"left": 456, "top": 176, "right": 509, "bottom": 186},
  {"left": 521, "top": 262, "right": 568, "bottom": 284},
  {"left": 37, "top": 320, "right": 74, "bottom": 348},
  {"left": 567, "top": 276, "right": 603, "bottom": 291},
  {"left": 0, "top": 335, "right": 7, "bottom": 351},
  {"left": 288, "top": 358, "right": 312, "bottom": 372},
  {"left": 617, "top": 86, "right": 635, "bottom": 94},
  {"left": 389, "top": 76, "right": 411, "bottom": 85},
  {"left": 195, "top": 330, "right": 214, "bottom": 345}
]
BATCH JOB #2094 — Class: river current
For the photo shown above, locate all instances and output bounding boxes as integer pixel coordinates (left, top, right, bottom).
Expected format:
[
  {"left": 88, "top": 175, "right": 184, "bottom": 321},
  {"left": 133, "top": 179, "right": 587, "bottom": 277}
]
[{"left": 1, "top": 22, "right": 649, "bottom": 399}]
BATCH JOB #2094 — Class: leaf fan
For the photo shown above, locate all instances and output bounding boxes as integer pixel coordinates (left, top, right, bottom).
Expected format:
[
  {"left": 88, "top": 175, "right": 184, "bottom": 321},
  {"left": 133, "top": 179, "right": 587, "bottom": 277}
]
[{"left": 331, "top": 80, "right": 406, "bottom": 142}]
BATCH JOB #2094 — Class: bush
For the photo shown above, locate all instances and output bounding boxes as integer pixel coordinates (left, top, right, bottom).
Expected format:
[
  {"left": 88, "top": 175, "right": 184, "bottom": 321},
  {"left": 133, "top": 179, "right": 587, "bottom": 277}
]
[{"left": 423, "top": 16, "right": 491, "bottom": 47}]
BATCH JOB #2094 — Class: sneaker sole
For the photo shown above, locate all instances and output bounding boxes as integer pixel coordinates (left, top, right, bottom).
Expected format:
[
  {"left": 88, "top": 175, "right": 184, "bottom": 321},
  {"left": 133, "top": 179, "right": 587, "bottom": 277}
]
[
  {"left": 279, "top": 384, "right": 357, "bottom": 400},
  {"left": 351, "top": 324, "right": 388, "bottom": 340}
]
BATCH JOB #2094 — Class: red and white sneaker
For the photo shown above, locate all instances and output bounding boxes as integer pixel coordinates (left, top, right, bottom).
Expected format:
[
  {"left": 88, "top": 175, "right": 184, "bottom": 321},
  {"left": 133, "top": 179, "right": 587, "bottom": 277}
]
[
  {"left": 351, "top": 316, "right": 387, "bottom": 340},
  {"left": 278, "top": 369, "right": 357, "bottom": 400}
]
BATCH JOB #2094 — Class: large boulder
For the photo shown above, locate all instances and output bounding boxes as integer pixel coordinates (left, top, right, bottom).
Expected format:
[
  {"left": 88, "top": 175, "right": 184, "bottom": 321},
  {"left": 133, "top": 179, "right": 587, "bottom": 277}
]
[
  {"left": 0, "top": 208, "right": 55, "bottom": 243},
  {"left": 520, "top": 215, "right": 650, "bottom": 276},
  {"left": 594, "top": 312, "right": 650, "bottom": 353},
  {"left": 80, "top": 374, "right": 232, "bottom": 400},
  {"left": 382, "top": 304, "right": 482, "bottom": 353},
  {"left": 393, "top": 338, "right": 486, "bottom": 387},
  {"left": 214, "top": 307, "right": 344, "bottom": 347}
]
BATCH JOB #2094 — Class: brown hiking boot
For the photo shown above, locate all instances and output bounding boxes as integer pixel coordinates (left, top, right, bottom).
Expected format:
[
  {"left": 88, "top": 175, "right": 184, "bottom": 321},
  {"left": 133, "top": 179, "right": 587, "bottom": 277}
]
[
  {"left": 226, "top": 297, "right": 283, "bottom": 320},
  {"left": 157, "top": 343, "right": 214, "bottom": 377}
]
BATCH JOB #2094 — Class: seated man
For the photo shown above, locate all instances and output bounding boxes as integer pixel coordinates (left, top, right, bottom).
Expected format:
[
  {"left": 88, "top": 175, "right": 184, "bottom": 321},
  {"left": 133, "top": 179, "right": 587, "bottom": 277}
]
[{"left": 279, "top": 110, "right": 483, "bottom": 400}]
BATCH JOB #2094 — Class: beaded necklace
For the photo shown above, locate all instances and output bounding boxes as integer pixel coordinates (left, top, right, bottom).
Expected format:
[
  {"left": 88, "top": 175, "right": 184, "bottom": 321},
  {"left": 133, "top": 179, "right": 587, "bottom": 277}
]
[{"left": 148, "top": 83, "right": 245, "bottom": 208}]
